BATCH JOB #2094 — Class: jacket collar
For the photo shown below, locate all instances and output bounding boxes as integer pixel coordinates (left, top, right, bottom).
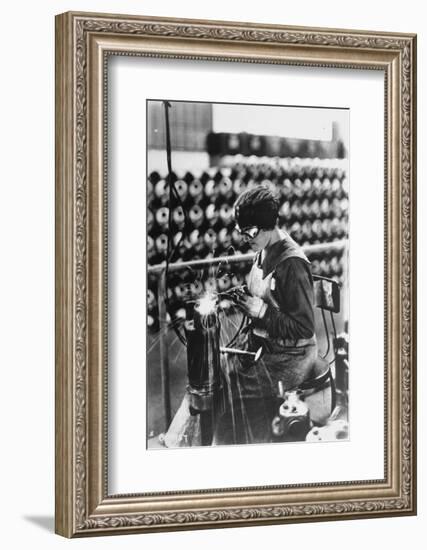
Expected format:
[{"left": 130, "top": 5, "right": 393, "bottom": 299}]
[{"left": 257, "top": 233, "right": 309, "bottom": 278}]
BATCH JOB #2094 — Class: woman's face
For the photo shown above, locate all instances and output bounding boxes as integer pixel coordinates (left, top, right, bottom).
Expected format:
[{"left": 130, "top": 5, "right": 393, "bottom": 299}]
[{"left": 241, "top": 227, "right": 272, "bottom": 252}]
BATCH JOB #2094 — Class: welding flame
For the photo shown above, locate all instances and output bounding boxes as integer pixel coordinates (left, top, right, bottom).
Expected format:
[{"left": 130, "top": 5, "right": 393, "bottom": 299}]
[{"left": 195, "top": 291, "right": 218, "bottom": 316}]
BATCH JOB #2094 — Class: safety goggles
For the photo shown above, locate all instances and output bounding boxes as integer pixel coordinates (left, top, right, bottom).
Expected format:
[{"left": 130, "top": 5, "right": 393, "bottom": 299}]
[{"left": 235, "top": 224, "right": 260, "bottom": 240}]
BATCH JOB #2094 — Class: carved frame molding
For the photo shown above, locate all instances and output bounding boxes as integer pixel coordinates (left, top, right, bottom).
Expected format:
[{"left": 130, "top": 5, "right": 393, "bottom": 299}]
[{"left": 55, "top": 12, "right": 416, "bottom": 537}]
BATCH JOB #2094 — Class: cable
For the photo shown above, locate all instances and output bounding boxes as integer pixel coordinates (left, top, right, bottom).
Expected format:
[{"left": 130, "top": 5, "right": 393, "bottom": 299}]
[
  {"left": 329, "top": 309, "right": 340, "bottom": 363},
  {"left": 330, "top": 310, "right": 338, "bottom": 342},
  {"left": 163, "top": 101, "right": 186, "bottom": 345},
  {"left": 225, "top": 313, "right": 248, "bottom": 347},
  {"left": 320, "top": 307, "right": 331, "bottom": 359},
  {"left": 329, "top": 369, "right": 337, "bottom": 413},
  {"left": 166, "top": 184, "right": 190, "bottom": 264}
]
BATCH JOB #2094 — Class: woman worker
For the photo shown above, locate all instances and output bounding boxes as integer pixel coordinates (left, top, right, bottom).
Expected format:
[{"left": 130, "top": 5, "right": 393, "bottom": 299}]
[{"left": 214, "top": 185, "right": 331, "bottom": 445}]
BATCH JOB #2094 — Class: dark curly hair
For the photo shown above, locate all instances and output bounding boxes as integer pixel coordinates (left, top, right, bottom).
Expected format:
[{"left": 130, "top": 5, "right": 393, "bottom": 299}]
[{"left": 234, "top": 185, "right": 279, "bottom": 230}]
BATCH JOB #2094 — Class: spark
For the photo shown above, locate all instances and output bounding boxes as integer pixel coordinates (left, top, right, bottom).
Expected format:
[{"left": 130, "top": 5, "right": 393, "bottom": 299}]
[{"left": 195, "top": 291, "right": 218, "bottom": 316}]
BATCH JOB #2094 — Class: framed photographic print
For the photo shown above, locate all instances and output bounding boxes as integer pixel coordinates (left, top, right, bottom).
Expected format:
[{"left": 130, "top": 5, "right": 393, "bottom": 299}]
[{"left": 55, "top": 11, "right": 417, "bottom": 537}]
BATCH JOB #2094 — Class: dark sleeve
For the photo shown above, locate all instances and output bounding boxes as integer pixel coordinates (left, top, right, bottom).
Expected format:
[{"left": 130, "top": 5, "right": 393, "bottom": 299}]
[{"left": 256, "top": 258, "right": 315, "bottom": 341}]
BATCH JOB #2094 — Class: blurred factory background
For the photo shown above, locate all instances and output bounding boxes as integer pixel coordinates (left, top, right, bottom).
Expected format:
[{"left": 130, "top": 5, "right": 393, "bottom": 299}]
[{"left": 146, "top": 100, "right": 349, "bottom": 440}]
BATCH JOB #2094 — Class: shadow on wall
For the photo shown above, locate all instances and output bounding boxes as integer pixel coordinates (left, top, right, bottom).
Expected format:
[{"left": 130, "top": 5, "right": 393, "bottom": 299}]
[{"left": 23, "top": 516, "right": 54, "bottom": 533}]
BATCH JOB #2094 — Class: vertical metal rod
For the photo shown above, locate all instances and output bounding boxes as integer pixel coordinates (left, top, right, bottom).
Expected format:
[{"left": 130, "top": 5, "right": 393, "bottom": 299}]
[{"left": 157, "top": 268, "right": 172, "bottom": 430}]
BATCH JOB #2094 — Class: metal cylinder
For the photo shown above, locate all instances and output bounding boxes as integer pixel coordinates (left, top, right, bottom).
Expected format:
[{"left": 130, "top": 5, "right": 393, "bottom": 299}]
[{"left": 184, "top": 306, "right": 222, "bottom": 413}]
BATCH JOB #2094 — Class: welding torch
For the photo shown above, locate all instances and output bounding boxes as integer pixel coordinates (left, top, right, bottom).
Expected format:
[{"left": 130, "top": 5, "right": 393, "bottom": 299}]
[{"left": 218, "top": 284, "right": 251, "bottom": 301}]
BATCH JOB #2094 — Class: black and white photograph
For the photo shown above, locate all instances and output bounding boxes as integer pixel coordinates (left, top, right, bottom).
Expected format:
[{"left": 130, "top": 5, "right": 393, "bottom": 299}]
[
  {"left": 0, "top": 0, "right": 420, "bottom": 544},
  {"left": 146, "top": 100, "right": 349, "bottom": 449}
]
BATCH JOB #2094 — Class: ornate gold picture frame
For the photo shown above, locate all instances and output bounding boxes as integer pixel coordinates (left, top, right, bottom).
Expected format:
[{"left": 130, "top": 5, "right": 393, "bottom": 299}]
[{"left": 55, "top": 11, "right": 416, "bottom": 537}]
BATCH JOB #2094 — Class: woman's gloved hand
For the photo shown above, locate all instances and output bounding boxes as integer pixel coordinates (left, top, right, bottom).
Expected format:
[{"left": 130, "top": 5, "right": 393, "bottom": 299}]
[{"left": 236, "top": 294, "right": 267, "bottom": 319}]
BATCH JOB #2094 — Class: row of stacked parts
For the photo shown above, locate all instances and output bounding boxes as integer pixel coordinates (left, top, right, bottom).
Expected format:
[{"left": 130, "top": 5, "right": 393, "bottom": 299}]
[
  {"left": 146, "top": 246, "right": 346, "bottom": 333},
  {"left": 147, "top": 161, "right": 348, "bottom": 263},
  {"left": 146, "top": 156, "right": 348, "bottom": 333}
]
